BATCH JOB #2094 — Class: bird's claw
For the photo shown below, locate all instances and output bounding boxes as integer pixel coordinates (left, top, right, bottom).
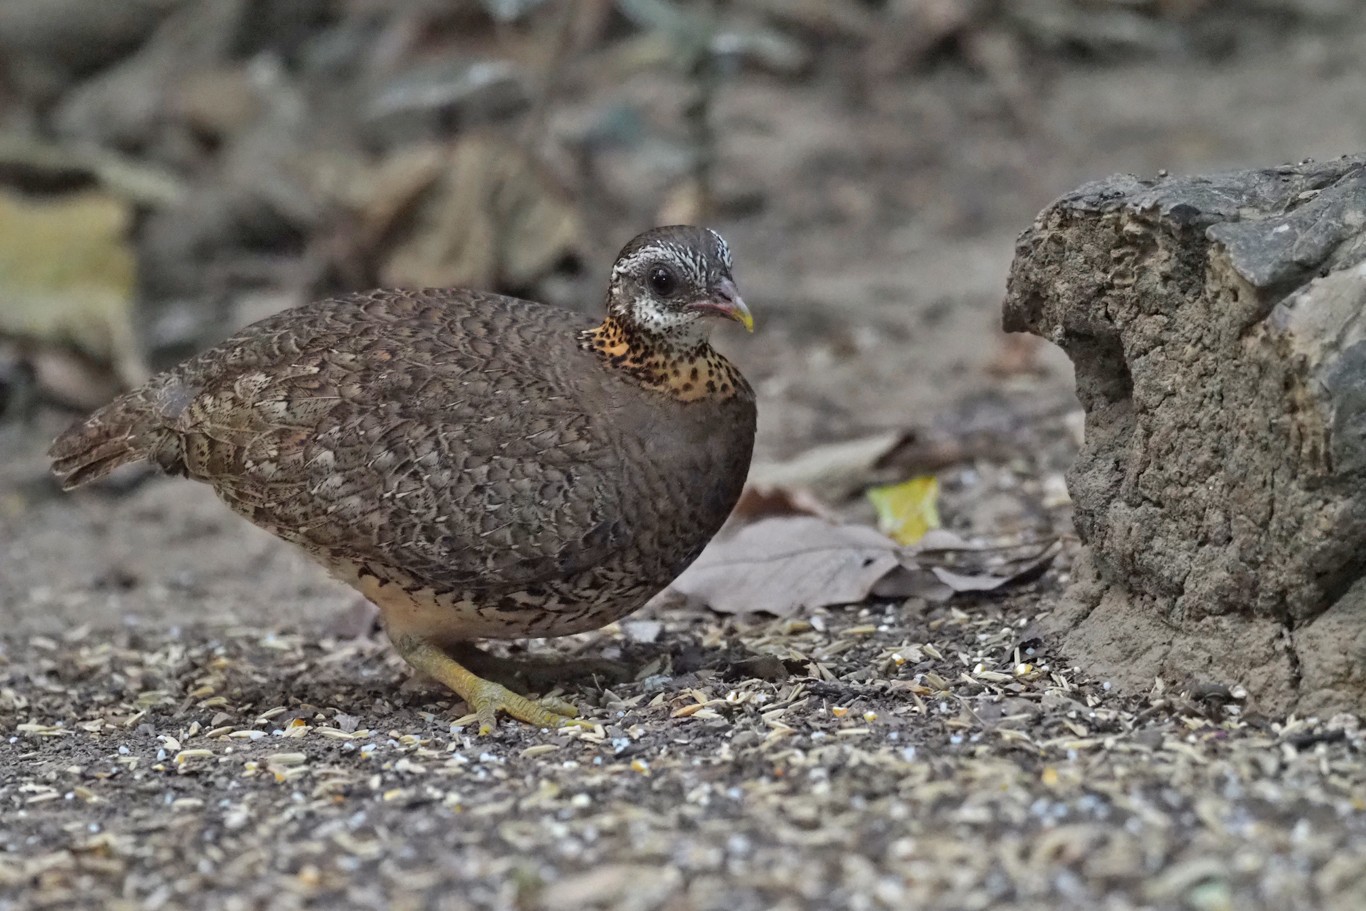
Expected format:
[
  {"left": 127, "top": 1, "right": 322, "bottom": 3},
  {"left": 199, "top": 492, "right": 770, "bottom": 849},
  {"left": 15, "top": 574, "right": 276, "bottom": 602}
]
[{"left": 466, "top": 678, "right": 589, "bottom": 735}]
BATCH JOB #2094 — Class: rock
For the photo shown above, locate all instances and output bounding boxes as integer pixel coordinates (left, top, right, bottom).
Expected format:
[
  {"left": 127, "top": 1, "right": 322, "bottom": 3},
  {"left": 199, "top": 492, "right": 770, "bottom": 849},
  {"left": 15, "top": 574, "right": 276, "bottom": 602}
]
[{"left": 1003, "top": 155, "right": 1366, "bottom": 714}]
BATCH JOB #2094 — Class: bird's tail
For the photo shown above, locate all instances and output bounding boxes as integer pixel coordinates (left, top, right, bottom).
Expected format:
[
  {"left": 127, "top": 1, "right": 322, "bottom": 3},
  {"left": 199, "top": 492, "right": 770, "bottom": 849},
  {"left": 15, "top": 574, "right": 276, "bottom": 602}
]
[{"left": 48, "top": 389, "right": 176, "bottom": 490}]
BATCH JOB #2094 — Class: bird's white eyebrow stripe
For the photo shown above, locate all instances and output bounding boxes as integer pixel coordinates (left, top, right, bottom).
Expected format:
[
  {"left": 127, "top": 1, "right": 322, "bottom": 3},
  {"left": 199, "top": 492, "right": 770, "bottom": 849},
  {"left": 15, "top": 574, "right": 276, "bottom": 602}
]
[
  {"left": 706, "top": 229, "right": 732, "bottom": 269},
  {"left": 610, "top": 246, "right": 665, "bottom": 278},
  {"left": 610, "top": 232, "right": 731, "bottom": 281},
  {"left": 611, "top": 243, "right": 700, "bottom": 280}
]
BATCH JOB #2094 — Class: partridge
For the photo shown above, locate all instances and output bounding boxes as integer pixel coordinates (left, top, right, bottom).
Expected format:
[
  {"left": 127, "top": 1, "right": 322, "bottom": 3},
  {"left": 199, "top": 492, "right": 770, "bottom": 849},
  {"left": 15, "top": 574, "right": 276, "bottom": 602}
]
[{"left": 50, "top": 226, "right": 756, "bottom": 732}]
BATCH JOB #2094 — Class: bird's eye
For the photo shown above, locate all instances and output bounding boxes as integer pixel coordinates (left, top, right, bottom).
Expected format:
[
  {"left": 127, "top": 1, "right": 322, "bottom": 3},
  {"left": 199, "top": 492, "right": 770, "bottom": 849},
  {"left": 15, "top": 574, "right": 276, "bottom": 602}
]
[{"left": 648, "top": 265, "right": 678, "bottom": 298}]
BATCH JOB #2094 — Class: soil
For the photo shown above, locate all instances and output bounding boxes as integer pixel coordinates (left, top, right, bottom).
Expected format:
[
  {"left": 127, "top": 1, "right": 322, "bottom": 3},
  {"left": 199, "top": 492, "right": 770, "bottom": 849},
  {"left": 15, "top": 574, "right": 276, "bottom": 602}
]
[{"left": 5, "top": 7, "right": 1366, "bottom": 910}]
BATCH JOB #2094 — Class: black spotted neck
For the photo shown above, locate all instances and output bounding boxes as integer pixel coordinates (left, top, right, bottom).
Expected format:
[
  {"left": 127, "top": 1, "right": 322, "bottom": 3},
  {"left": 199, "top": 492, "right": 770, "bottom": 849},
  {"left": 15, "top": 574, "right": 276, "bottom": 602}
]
[{"left": 579, "top": 316, "right": 747, "bottom": 403}]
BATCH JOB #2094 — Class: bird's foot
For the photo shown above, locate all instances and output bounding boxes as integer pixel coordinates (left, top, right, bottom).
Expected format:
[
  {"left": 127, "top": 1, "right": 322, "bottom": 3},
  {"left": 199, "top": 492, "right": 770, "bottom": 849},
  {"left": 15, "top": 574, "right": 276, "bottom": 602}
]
[
  {"left": 392, "top": 634, "right": 592, "bottom": 735},
  {"left": 460, "top": 678, "right": 584, "bottom": 735}
]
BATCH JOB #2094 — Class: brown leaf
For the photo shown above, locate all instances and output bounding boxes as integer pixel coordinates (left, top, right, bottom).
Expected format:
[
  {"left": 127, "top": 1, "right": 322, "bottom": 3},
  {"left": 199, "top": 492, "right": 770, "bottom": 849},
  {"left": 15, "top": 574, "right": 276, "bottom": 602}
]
[
  {"left": 366, "top": 136, "right": 582, "bottom": 291},
  {"left": 928, "top": 542, "right": 1059, "bottom": 593},
  {"left": 730, "top": 483, "right": 832, "bottom": 521},
  {"left": 869, "top": 565, "right": 954, "bottom": 602},
  {"left": 746, "top": 431, "right": 912, "bottom": 501},
  {"left": 674, "top": 516, "right": 1058, "bottom": 616},
  {"left": 671, "top": 517, "right": 907, "bottom": 616},
  {"left": 929, "top": 566, "right": 1015, "bottom": 593},
  {"left": 746, "top": 428, "right": 1023, "bottom": 506},
  {"left": 0, "top": 132, "right": 186, "bottom": 205}
]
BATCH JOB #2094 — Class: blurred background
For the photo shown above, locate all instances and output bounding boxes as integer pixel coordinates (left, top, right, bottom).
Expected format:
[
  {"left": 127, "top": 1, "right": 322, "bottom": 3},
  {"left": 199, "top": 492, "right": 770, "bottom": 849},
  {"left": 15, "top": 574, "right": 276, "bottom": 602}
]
[{"left": 2, "top": 0, "right": 1366, "bottom": 630}]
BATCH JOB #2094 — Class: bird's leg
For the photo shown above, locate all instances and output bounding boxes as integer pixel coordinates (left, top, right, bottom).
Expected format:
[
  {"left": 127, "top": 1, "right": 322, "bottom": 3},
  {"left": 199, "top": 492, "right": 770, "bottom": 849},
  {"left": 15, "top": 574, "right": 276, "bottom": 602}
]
[
  {"left": 391, "top": 634, "right": 584, "bottom": 735},
  {"left": 444, "top": 642, "right": 633, "bottom": 691}
]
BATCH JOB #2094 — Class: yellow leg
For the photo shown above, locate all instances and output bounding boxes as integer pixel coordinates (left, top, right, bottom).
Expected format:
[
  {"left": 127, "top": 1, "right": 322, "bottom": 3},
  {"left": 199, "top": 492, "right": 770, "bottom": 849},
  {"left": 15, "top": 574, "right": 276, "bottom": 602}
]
[
  {"left": 445, "top": 642, "right": 631, "bottom": 691},
  {"left": 392, "top": 634, "right": 586, "bottom": 734}
]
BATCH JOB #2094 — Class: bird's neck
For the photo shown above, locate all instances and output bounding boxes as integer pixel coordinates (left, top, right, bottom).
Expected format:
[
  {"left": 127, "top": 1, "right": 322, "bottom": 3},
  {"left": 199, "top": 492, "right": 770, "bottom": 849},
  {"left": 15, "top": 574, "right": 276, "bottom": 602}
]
[{"left": 579, "top": 316, "right": 748, "bottom": 403}]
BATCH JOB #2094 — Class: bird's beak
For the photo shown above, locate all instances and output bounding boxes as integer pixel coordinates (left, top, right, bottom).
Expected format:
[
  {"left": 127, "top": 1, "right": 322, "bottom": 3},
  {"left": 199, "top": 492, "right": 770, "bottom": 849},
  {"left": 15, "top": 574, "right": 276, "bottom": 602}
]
[{"left": 691, "top": 278, "right": 754, "bottom": 332}]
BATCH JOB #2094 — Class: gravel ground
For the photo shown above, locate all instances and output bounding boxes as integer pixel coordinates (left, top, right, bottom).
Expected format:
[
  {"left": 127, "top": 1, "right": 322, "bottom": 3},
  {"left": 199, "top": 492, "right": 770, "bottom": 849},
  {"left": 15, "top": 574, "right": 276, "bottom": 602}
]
[{"left": 5, "top": 582, "right": 1366, "bottom": 911}]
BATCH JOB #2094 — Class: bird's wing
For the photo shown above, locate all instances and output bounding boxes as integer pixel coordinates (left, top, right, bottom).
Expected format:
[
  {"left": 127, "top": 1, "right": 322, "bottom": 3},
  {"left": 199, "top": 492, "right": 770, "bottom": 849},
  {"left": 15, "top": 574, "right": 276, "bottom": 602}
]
[
  {"left": 215, "top": 398, "right": 628, "bottom": 594},
  {"left": 161, "top": 290, "right": 632, "bottom": 594}
]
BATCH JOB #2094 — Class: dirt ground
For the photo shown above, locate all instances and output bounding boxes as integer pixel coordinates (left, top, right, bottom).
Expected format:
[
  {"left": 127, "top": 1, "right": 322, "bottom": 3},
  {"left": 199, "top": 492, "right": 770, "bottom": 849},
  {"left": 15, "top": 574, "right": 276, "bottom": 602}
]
[{"left": 6, "top": 5, "right": 1366, "bottom": 910}]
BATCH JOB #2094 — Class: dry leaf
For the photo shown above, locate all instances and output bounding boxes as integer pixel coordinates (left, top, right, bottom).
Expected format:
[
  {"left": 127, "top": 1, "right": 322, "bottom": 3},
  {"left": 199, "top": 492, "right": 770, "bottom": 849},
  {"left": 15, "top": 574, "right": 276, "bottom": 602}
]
[
  {"left": 915, "top": 528, "right": 972, "bottom": 550},
  {"left": 870, "top": 565, "right": 954, "bottom": 602},
  {"left": 930, "top": 566, "right": 1015, "bottom": 593},
  {"left": 867, "top": 475, "right": 941, "bottom": 545},
  {"left": 0, "top": 188, "right": 145, "bottom": 390},
  {"left": 730, "top": 483, "right": 832, "bottom": 521},
  {"left": 745, "top": 428, "right": 1006, "bottom": 505},
  {"left": 672, "top": 516, "right": 1057, "bottom": 616},
  {"left": 928, "top": 542, "right": 1060, "bottom": 593},
  {"left": 746, "top": 431, "right": 911, "bottom": 501},
  {"left": 0, "top": 132, "right": 186, "bottom": 206},
  {"left": 671, "top": 517, "right": 906, "bottom": 616},
  {"left": 368, "top": 136, "right": 582, "bottom": 291}
]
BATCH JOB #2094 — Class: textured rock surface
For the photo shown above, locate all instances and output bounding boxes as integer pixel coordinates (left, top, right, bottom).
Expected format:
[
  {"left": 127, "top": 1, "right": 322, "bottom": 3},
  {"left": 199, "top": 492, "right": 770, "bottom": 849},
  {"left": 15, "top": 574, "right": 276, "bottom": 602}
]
[{"left": 1004, "top": 156, "right": 1366, "bottom": 713}]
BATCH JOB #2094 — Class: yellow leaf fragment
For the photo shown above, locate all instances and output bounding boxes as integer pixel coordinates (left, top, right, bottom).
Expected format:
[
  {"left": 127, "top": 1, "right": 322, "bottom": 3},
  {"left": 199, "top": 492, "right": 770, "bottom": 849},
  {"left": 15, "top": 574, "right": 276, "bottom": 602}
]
[
  {"left": 866, "top": 476, "right": 941, "bottom": 545},
  {"left": 0, "top": 189, "right": 143, "bottom": 385}
]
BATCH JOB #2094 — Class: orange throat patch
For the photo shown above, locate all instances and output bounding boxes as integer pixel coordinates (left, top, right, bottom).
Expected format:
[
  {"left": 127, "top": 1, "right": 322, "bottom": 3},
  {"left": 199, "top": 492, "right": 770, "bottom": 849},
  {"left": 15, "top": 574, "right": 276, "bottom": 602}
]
[{"left": 580, "top": 317, "right": 748, "bottom": 403}]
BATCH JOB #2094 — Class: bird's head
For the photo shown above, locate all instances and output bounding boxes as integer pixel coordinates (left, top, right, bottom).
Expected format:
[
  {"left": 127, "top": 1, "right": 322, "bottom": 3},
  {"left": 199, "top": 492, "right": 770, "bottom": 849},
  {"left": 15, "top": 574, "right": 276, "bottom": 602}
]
[{"left": 604, "top": 225, "right": 753, "bottom": 342}]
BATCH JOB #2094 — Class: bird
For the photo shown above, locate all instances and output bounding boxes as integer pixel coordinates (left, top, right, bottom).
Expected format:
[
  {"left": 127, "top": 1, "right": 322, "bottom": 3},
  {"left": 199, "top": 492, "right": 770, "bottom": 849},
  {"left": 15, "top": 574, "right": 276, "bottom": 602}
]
[{"left": 49, "top": 225, "right": 756, "bottom": 733}]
